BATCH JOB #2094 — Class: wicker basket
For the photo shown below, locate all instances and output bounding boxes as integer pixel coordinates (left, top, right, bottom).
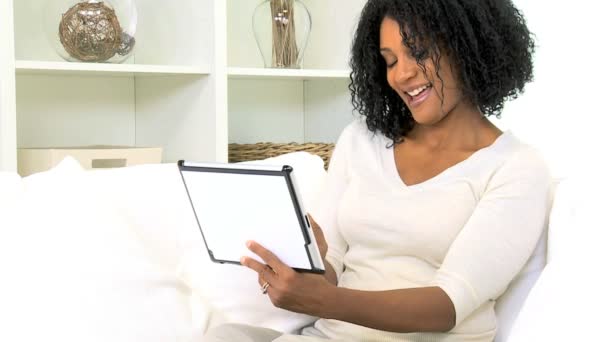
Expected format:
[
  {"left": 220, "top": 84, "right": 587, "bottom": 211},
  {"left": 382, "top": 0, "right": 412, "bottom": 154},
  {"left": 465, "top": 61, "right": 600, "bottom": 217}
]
[{"left": 229, "top": 142, "right": 335, "bottom": 169}]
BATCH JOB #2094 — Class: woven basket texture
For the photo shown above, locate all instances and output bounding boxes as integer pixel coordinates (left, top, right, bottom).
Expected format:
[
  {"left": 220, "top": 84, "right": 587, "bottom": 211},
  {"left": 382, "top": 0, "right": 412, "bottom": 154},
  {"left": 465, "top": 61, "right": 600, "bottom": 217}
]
[{"left": 228, "top": 142, "right": 335, "bottom": 169}]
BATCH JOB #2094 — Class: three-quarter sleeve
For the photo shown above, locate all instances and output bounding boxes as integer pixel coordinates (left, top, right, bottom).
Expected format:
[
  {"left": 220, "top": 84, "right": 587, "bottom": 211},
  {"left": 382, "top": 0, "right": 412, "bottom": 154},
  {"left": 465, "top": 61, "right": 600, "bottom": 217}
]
[
  {"left": 308, "top": 124, "right": 354, "bottom": 280},
  {"left": 431, "top": 147, "right": 552, "bottom": 326}
]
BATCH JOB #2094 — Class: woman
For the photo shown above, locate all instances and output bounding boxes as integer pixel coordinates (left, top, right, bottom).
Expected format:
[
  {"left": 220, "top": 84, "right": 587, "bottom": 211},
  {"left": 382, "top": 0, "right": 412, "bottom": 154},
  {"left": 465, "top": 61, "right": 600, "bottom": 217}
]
[{"left": 205, "top": 0, "right": 550, "bottom": 340}]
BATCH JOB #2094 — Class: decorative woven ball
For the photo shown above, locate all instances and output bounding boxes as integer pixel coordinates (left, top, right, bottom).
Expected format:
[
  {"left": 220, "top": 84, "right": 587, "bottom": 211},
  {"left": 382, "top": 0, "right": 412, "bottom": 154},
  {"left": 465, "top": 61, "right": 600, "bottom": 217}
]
[{"left": 58, "top": 1, "right": 123, "bottom": 62}]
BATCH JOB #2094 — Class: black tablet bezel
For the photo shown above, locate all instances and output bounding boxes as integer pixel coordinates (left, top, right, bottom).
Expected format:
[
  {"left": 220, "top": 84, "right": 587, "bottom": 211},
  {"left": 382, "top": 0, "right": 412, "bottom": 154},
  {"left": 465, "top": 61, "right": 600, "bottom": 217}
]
[{"left": 178, "top": 160, "right": 325, "bottom": 274}]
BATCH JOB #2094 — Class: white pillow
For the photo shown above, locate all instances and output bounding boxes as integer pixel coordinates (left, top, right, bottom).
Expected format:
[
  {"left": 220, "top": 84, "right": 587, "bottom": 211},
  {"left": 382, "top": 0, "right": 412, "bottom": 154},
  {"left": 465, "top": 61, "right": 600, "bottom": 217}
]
[
  {"left": 85, "top": 163, "right": 196, "bottom": 274},
  {"left": 507, "top": 175, "right": 608, "bottom": 341},
  {"left": 0, "top": 170, "right": 21, "bottom": 210},
  {"left": 0, "top": 158, "right": 200, "bottom": 342},
  {"left": 546, "top": 178, "right": 580, "bottom": 264},
  {"left": 507, "top": 261, "right": 608, "bottom": 341},
  {"left": 493, "top": 232, "right": 547, "bottom": 342},
  {"left": 85, "top": 162, "right": 217, "bottom": 333},
  {"left": 493, "top": 180, "right": 558, "bottom": 342}
]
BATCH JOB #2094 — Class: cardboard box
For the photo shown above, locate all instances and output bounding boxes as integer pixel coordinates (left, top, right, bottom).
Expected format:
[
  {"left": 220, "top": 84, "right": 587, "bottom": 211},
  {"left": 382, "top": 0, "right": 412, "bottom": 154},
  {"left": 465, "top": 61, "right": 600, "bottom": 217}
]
[{"left": 18, "top": 146, "right": 163, "bottom": 176}]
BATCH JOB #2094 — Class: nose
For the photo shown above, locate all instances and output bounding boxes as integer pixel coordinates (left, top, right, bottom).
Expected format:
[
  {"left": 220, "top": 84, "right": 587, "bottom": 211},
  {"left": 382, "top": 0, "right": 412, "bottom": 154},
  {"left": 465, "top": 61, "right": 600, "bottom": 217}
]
[{"left": 394, "top": 59, "right": 418, "bottom": 84}]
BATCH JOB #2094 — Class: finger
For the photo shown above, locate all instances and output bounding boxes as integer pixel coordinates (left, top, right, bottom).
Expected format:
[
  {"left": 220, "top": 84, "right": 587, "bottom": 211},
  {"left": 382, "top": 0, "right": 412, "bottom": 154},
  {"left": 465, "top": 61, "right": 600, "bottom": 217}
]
[
  {"left": 307, "top": 214, "right": 320, "bottom": 229},
  {"left": 257, "top": 265, "right": 275, "bottom": 287},
  {"left": 307, "top": 214, "right": 326, "bottom": 239},
  {"left": 246, "top": 241, "right": 291, "bottom": 274},
  {"left": 313, "top": 229, "right": 325, "bottom": 247},
  {"left": 240, "top": 255, "right": 266, "bottom": 274},
  {"left": 240, "top": 256, "right": 277, "bottom": 284}
]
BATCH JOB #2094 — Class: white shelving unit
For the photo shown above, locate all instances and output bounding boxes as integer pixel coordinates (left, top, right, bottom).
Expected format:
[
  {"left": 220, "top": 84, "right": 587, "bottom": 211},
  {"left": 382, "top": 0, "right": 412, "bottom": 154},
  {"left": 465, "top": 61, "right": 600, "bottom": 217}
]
[
  {"left": 226, "top": 0, "right": 365, "bottom": 145},
  {"left": 16, "top": 61, "right": 211, "bottom": 77},
  {"left": 228, "top": 67, "right": 350, "bottom": 81},
  {"left": 0, "top": 0, "right": 365, "bottom": 173},
  {"left": 0, "top": 0, "right": 226, "bottom": 172}
]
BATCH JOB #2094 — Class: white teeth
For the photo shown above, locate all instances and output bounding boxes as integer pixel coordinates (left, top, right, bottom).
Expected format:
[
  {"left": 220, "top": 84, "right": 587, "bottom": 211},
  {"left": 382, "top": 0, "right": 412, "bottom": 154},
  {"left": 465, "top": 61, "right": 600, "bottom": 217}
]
[{"left": 407, "top": 84, "right": 430, "bottom": 97}]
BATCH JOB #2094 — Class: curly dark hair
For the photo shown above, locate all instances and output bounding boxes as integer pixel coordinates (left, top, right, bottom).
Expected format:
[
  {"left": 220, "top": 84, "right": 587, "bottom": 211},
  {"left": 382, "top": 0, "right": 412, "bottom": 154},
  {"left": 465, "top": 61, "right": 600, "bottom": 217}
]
[{"left": 349, "top": 0, "right": 535, "bottom": 143}]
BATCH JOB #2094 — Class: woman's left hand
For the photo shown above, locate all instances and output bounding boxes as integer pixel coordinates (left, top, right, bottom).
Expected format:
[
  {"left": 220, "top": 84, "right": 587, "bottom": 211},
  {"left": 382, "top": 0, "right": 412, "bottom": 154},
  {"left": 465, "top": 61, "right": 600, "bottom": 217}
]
[{"left": 241, "top": 240, "right": 334, "bottom": 317}]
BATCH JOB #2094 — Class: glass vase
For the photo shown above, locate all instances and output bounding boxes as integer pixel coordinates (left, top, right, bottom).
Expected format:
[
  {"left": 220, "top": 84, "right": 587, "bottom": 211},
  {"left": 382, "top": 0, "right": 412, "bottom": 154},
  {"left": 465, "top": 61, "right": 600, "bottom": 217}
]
[
  {"left": 44, "top": 0, "right": 138, "bottom": 63},
  {"left": 252, "top": 0, "right": 312, "bottom": 69}
]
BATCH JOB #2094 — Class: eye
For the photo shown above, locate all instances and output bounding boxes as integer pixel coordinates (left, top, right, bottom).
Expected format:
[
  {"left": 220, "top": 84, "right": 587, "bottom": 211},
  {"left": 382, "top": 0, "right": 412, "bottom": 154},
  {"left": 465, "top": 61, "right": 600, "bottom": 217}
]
[{"left": 386, "top": 60, "right": 397, "bottom": 68}]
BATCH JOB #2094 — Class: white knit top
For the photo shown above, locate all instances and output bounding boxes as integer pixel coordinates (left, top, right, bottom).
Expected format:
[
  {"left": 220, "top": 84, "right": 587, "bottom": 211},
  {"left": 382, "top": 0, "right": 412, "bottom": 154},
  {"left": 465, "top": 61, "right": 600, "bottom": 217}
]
[{"left": 306, "top": 120, "right": 551, "bottom": 342}]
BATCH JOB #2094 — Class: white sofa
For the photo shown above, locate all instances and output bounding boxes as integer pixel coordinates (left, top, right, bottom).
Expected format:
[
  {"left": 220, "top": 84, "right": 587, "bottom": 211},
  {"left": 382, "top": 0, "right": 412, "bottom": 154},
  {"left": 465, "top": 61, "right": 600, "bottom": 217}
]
[{"left": 0, "top": 155, "right": 605, "bottom": 341}]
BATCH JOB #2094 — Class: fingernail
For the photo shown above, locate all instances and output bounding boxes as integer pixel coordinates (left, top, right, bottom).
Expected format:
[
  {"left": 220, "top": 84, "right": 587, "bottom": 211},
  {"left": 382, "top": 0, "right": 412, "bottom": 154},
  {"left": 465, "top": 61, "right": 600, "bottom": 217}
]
[
  {"left": 246, "top": 240, "right": 252, "bottom": 248},
  {"left": 240, "top": 256, "right": 246, "bottom": 264}
]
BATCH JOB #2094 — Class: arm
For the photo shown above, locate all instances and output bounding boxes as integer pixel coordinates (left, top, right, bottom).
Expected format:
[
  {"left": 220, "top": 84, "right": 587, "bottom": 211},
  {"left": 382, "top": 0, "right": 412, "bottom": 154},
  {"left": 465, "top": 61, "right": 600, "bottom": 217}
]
[
  {"left": 322, "top": 286, "right": 455, "bottom": 333},
  {"left": 243, "top": 241, "right": 454, "bottom": 332},
  {"left": 428, "top": 148, "right": 551, "bottom": 326},
  {"left": 280, "top": 210, "right": 452, "bottom": 332}
]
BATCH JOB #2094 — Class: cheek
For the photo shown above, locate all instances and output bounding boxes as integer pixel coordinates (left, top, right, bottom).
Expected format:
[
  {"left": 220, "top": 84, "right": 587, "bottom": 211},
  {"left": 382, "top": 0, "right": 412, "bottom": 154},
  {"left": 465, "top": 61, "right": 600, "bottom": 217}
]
[
  {"left": 385, "top": 70, "right": 395, "bottom": 89},
  {"left": 432, "top": 73, "right": 458, "bottom": 100},
  {"left": 441, "top": 81, "right": 463, "bottom": 104},
  {"left": 386, "top": 71, "right": 401, "bottom": 94}
]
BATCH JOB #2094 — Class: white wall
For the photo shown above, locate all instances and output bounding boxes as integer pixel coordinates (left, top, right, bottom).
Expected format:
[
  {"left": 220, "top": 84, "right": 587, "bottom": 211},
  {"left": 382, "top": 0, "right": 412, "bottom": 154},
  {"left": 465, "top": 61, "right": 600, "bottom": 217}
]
[{"left": 495, "top": 0, "right": 608, "bottom": 179}]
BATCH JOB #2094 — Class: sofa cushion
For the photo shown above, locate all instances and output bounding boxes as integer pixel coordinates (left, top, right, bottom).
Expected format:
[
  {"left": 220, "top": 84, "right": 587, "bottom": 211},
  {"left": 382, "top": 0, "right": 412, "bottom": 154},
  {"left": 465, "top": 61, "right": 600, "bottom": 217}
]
[
  {"left": 506, "top": 175, "right": 608, "bottom": 341},
  {"left": 0, "top": 158, "right": 200, "bottom": 342},
  {"left": 493, "top": 180, "right": 557, "bottom": 342},
  {"left": 0, "top": 170, "right": 21, "bottom": 209}
]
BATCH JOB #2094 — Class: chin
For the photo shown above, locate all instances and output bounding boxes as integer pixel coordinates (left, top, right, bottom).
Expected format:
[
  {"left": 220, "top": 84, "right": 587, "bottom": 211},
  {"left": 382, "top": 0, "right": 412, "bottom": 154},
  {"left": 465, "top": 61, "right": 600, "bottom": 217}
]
[{"left": 411, "top": 112, "right": 444, "bottom": 126}]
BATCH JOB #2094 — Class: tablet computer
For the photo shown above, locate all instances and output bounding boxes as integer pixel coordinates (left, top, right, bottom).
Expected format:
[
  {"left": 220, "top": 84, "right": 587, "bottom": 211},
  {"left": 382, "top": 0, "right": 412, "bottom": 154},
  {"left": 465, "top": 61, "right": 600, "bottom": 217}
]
[{"left": 177, "top": 160, "right": 325, "bottom": 274}]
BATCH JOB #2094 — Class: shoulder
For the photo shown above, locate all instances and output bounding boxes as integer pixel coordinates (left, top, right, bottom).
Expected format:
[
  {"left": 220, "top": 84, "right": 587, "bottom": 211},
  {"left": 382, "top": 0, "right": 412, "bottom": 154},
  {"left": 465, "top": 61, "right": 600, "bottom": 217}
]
[
  {"left": 502, "top": 134, "right": 549, "bottom": 172},
  {"left": 488, "top": 132, "right": 552, "bottom": 187},
  {"left": 329, "top": 118, "right": 390, "bottom": 172},
  {"left": 339, "top": 118, "right": 368, "bottom": 140},
  {"left": 337, "top": 118, "right": 390, "bottom": 148}
]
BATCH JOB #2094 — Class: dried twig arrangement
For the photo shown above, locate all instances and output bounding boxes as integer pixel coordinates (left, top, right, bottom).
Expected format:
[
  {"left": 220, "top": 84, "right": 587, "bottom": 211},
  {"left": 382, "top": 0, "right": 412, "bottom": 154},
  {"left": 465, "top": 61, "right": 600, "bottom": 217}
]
[
  {"left": 59, "top": 1, "right": 135, "bottom": 62},
  {"left": 270, "top": 0, "right": 298, "bottom": 68}
]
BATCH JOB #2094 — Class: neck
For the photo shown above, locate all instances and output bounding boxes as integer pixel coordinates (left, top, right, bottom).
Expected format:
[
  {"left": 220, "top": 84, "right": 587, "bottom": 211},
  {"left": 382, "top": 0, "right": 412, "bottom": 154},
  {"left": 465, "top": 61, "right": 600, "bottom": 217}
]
[{"left": 408, "top": 101, "right": 497, "bottom": 151}]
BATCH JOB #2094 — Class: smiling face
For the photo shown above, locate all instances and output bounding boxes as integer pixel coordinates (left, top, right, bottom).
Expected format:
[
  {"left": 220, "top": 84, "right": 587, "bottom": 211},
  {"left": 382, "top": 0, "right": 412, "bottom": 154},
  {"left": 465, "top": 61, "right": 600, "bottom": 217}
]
[{"left": 379, "top": 17, "right": 468, "bottom": 126}]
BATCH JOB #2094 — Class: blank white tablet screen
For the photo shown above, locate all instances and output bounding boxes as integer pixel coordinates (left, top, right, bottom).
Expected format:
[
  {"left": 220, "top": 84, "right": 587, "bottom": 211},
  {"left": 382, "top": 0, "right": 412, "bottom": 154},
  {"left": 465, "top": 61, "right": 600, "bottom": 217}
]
[{"left": 181, "top": 170, "right": 311, "bottom": 268}]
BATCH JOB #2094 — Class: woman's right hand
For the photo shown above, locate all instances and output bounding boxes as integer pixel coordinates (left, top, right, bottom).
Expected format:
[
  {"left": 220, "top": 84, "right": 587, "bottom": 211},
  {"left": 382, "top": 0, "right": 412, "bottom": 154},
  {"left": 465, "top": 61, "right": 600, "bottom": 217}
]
[{"left": 307, "top": 214, "right": 328, "bottom": 259}]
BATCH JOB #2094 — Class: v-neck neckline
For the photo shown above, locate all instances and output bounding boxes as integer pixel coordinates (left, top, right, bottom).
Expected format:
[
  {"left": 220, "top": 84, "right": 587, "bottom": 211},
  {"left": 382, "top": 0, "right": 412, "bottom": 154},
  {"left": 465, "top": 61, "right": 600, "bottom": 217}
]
[{"left": 385, "top": 131, "right": 511, "bottom": 190}]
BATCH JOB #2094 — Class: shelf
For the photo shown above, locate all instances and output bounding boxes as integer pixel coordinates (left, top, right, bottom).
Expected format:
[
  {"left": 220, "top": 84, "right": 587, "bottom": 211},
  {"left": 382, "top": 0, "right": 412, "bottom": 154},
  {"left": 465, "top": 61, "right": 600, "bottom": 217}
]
[
  {"left": 228, "top": 67, "right": 350, "bottom": 81},
  {"left": 15, "top": 60, "right": 211, "bottom": 77}
]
